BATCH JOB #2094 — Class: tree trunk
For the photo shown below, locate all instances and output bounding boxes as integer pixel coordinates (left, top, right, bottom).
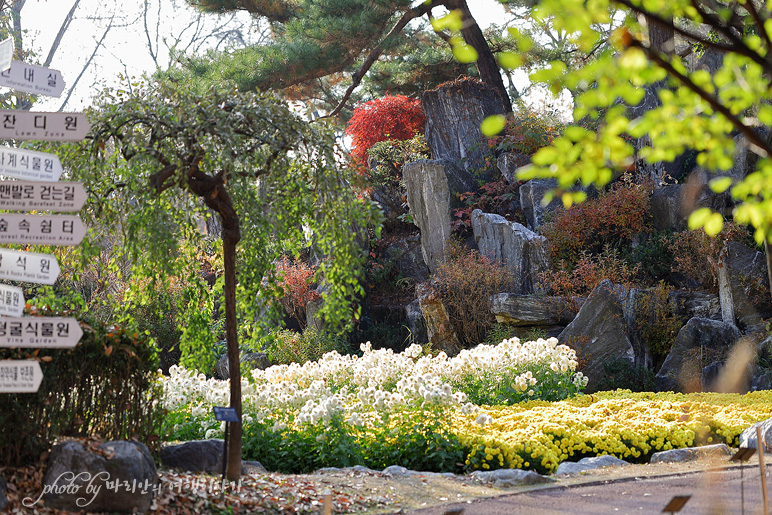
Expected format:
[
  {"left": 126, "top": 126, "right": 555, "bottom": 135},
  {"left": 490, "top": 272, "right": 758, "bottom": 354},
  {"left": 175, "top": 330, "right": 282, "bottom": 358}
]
[
  {"left": 190, "top": 171, "right": 243, "bottom": 481},
  {"left": 222, "top": 223, "right": 242, "bottom": 481},
  {"left": 445, "top": 0, "right": 512, "bottom": 113}
]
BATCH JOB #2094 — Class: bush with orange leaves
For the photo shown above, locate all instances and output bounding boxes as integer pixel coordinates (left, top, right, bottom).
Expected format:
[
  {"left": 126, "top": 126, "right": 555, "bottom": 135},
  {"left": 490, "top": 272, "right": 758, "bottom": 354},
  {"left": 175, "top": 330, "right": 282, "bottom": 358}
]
[
  {"left": 541, "top": 179, "right": 653, "bottom": 268},
  {"left": 344, "top": 95, "right": 425, "bottom": 163},
  {"left": 276, "top": 257, "right": 320, "bottom": 330}
]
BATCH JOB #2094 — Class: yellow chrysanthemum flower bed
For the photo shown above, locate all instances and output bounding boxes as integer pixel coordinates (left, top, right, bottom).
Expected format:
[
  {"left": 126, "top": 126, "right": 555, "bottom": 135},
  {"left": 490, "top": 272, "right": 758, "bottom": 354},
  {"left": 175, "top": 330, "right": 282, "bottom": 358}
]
[{"left": 454, "top": 390, "right": 772, "bottom": 474}]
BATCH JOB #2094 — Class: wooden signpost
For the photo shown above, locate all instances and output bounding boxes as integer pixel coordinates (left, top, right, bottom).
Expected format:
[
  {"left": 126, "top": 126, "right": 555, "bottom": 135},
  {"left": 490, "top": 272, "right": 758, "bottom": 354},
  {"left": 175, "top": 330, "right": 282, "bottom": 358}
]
[
  {"left": 0, "top": 316, "right": 82, "bottom": 348},
  {"left": 0, "top": 181, "right": 86, "bottom": 211},
  {"left": 0, "top": 60, "right": 65, "bottom": 97},
  {"left": 0, "top": 148, "right": 63, "bottom": 182},
  {"left": 0, "top": 62, "right": 90, "bottom": 394},
  {"left": 0, "top": 360, "right": 42, "bottom": 393},
  {"left": 0, "top": 248, "right": 60, "bottom": 285},
  {"left": 0, "top": 284, "right": 24, "bottom": 317},
  {"left": 0, "top": 213, "right": 86, "bottom": 245},
  {"left": 0, "top": 110, "right": 89, "bottom": 141}
]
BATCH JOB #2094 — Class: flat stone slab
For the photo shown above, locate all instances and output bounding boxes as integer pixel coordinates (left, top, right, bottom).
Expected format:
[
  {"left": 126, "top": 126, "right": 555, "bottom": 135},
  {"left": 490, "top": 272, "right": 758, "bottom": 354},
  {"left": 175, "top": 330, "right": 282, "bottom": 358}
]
[
  {"left": 650, "top": 444, "right": 732, "bottom": 464},
  {"left": 471, "top": 468, "right": 554, "bottom": 487},
  {"left": 556, "top": 455, "right": 630, "bottom": 475}
]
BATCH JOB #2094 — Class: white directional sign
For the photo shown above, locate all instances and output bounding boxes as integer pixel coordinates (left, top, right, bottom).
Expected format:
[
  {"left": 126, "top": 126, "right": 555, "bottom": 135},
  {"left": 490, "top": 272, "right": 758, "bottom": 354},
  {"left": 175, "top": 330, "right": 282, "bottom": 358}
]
[
  {"left": 0, "top": 110, "right": 89, "bottom": 141},
  {"left": 0, "top": 284, "right": 24, "bottom": 317},
  {"left": 0, "top": 249, "right": 59, "bottom": 284},
  {"left": 0, "top": 37, "right": 12, "bottom": 73},
  {"left": 0, "top": 360, "right": 42, "bottom": 393},
  {"left": 0, "top": 317, "right": 82, "bottom": 348},
  {"left": 0, "top": 148, "right": 63, "bottom": 181},
  {"left": 0, "top": 60, "right": 65, "bottom": 97},
  {"left": 0, "top": 181, "right": 85, "bottom": 211},
  {"left": 0, "top": 214, "right": 85, "bottom": 246}
]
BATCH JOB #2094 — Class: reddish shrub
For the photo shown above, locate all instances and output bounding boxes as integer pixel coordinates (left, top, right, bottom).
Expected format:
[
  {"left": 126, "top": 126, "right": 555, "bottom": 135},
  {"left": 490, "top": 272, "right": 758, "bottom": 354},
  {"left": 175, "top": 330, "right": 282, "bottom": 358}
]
[
  {"left": 541, "top": 180, "right": 653, "bottom": 267},
  {"left": 540, "top": 246, "right": 640, "bottom": 297},
  {"left": 276, "top": 257, "right": 320, "bottom": 329},
  {"left": 344, "top": 95, "right": 425, "bottom": 163}
]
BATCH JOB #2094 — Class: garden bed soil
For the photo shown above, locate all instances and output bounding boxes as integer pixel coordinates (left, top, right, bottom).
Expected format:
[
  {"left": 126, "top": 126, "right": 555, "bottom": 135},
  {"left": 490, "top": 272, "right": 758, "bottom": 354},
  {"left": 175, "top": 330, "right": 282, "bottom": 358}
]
[{"left": 1, "top": 453, "right": 746, "bottom": 515}]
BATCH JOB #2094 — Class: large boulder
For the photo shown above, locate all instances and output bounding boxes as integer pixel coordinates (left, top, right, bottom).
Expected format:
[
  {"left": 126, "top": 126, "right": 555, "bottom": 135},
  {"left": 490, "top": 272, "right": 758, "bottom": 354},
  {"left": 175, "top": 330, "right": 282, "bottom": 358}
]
[
  {"left": 519, "top": 178, "right": 562, "bottom": 232},
  {"left": 497, "top": 152, "right": 530, "bottom": 186},
  {"left": 421, "top": 78, "right": 505, "bottom": 177},
  {"left": 471, "top": 209, "right": 550, "bottom": 294},
  {"left": 404, "top": 299, "right": 429, "bottom": 346},
  {"left": 739, "top": 418, "right": 772, "bottom": 452},
  {"left": 490, "top": 293, "right": 581, "bottom": 327},
  {"left": 655, "top": 317, "right": 742, "bottom": 392},
  {"left": 558, "top": 280, "right": 635, "bottom": 392},
  {"left": 650, "top": 444, "right": 732, "bottom": 464},
  {"left": 721, "top": 241, "right": 771, "bottom": 331},
  {"left": 669, "top": 290, "right": 721, "bottom": 321},
  {"left": 41, "top": 440, "right": 157, "bottom": 513},
  {"left": 556, "top": 455, "right": 629, "bottom": 475},
  {"left": 161, "top": 439, "right": 266, "bottom": 476},
  {"left": 416, "top": 281, "right": 462, "bottom": 355},
  {"left": 215, "top": 352, "right": 271, "bottom": 380},
  {"left": 403, "top": 159, "right": 477, "bottom": 273}
]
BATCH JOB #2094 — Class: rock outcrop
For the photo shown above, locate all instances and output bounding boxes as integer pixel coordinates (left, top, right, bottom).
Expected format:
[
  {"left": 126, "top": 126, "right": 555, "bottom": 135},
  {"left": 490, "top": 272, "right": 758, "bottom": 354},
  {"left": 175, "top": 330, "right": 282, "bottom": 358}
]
[
  {"left": 558, "top": 280, "right": 635, "bottom": 392},
  {"left": 42, "top": 440, "right": 157, "bottom": 513},
  {"left": 471, "top": 209, "right": 550, "bottom": 294},
  {"left": 655, "top": 318, "right": 742, "bottom": 392},
  {"left": 403, "top": 159, "right": 476, "bottom": 273},
  {"left": 416, "top": 281, "right": 462, "bottom": 355},
  {"left": 421, "top": 78, "right": 505, "bottom": 177}
]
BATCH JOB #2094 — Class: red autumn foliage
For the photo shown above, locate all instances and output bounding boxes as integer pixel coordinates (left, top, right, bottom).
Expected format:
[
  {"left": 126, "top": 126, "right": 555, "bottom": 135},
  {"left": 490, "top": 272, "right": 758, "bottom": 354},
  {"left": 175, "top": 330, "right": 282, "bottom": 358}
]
[{"left": 344, "top": 95, "right": 425, "bottom": 163}]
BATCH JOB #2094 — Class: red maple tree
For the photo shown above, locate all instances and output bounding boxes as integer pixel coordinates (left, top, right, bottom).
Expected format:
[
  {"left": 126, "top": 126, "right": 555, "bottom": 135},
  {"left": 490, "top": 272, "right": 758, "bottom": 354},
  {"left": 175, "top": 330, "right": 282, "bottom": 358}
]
[{"left": 344, "top": 95, "right": 425, "bottom": 163}]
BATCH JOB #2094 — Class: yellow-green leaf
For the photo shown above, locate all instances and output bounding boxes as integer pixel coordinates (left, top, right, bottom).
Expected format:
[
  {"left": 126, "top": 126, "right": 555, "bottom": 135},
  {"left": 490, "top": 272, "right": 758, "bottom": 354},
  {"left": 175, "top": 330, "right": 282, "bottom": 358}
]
[
  {"left": 709, "top": 176, "right": 733, "bottom": 194},
  {"left": 481, "top": 115, "right": 507, "bottom": 137},
  {"left": 498, "top": 52, "right": 522, "bottom": 70},
  {"left": 704, "top": 213, "right": 724, "bottom": 236},
  {"left": 688, "top": 207, "right": 713, "bottom": 230},
  {"left": 453, "top": 43, "right": 479, "bottom": 63}
]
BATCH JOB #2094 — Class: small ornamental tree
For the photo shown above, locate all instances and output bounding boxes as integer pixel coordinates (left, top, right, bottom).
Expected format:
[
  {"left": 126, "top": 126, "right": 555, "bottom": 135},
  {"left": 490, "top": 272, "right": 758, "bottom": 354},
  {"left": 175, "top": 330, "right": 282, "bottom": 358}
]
[
  {"left": 63, "top": 83, "right": 381, "bottom": 480},
  {"left": 345, "top": 95, "right": 425, "bottom": 163}
]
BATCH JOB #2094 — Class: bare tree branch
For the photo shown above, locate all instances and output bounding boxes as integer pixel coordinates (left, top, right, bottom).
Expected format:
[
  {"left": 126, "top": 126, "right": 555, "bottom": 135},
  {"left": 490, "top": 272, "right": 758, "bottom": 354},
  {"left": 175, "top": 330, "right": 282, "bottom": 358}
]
[
  {"left": 629, "top": 38, "right": 772, "bottom": 158},
  {"left": 44, "top": 0, "right": 80, "bottom": 67},
  {"left": 58, "top": 16, "right": 113, "bottom": 112},
  {"left": 319, "top": 0, "right": 442, "bottom": 120}
]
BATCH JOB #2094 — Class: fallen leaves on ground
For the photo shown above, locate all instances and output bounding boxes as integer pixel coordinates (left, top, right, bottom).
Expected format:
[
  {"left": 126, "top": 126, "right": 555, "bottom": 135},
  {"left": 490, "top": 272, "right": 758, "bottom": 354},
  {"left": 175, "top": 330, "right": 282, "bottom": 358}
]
[{"left": 2, "top": 466, "right": 385, "bottom": 514}]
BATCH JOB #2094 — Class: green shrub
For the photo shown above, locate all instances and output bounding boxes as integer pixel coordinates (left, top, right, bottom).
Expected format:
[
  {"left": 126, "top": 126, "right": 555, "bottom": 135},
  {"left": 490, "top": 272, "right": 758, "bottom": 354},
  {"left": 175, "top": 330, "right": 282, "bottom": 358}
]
[
  {"left": 595, "top": 358, "right": 658, "bottom": 392},
  {"left": 0, "top": 310, "right": 163, "bottom": 465},
  {"left": 487, "top": 103, "right": 565, "bottom": 157},
  {"left": 634, "top": 282, "right": 686, "bottom": 367},
  {"left": 630, "top": 231, "right": 676, "bottom": 284},
  {"left": 265, "top": 327, "right": 350, "bottom": 365},
  {"left": 367, "top": 134, "right": 430, "bottom": 188}
]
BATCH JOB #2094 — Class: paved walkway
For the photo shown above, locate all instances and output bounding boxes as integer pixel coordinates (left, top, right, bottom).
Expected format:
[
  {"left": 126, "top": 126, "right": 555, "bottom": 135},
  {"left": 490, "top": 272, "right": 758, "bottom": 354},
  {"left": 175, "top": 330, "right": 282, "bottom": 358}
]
[{"left": 399, "top": 465, "right": 770, "bottom": 515}]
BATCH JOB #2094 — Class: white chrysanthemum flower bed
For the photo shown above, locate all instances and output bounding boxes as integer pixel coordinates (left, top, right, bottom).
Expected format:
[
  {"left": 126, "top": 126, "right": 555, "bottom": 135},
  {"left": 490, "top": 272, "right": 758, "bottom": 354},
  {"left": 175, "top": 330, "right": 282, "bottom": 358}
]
[{"left": 162, "top": 337, "right": 587, "bottom": 438}]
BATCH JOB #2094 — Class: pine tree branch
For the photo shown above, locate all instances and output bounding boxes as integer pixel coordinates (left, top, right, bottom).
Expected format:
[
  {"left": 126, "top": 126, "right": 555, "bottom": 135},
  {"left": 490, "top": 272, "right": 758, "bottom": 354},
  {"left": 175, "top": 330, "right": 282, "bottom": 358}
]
[{"left": 319, "top": 1, "right": 443, "bottom": 120}]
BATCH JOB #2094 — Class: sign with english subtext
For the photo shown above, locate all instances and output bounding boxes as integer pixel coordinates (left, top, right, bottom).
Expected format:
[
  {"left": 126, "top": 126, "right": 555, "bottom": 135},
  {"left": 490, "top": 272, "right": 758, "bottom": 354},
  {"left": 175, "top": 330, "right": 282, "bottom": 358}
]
[
  {"left": 0, "top": 248, "right": 59, "bottom": 284},
  {"left": 0, "top": 214, "right": 85, "bottom": 245},
  {"left": 0, "top": 360, "right": 42, "bottom": 393},
  {"left": 0, "top": 110, "right": 89, "bottom": 141},
  {"left": 0, "top": 148, "right": 63, "bottom": 181},
  {"left": 0, "top": 60, "right": 64, "bottom": 97},
  {"left": 0, "top": 284, "right": 24, "bottom": 317},
  {"left": 0, "top": 316, "right": 82, "bottom": 348},
  {"left": 0, "top": 180, "right": 85, "bottom": 211}
]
